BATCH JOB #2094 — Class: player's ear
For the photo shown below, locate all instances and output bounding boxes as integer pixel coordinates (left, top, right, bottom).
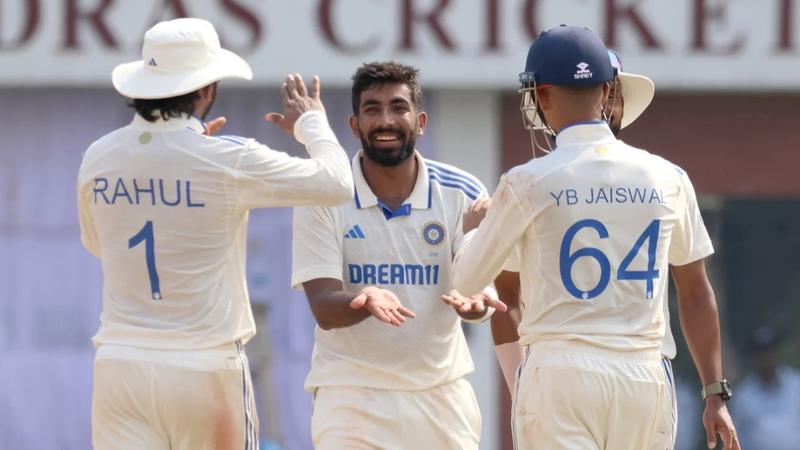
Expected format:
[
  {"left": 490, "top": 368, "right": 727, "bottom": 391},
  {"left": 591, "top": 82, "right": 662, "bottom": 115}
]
[
  {"left": 416, "top": 111, "right": 428, "bottom": 136},
  {"left": 198, "top": 82, "right": 216, "bottom": 101},
  {"left": 601, "top": 81, "right": 612, "bottom": 101},
  {"left": 536, "top": 87, "right": 553, "bottom": 112},
  {"left": 348, "top": 114, "right": 360, "bottom": 138}
]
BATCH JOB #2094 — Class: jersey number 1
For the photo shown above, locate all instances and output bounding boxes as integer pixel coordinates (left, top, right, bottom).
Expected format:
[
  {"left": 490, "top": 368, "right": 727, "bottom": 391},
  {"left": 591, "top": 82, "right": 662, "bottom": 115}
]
[
  {"left": 560, "top": 219, "right": 660, "bottom": 300},
  {"left": 128, "top": 220, "right": 162, "bottom": 300}
]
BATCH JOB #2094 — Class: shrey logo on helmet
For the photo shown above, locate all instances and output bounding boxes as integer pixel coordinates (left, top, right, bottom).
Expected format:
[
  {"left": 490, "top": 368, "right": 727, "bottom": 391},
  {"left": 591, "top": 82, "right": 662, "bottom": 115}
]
[{"left": 575, "top": 62, "right": 592, "bottom": 79}]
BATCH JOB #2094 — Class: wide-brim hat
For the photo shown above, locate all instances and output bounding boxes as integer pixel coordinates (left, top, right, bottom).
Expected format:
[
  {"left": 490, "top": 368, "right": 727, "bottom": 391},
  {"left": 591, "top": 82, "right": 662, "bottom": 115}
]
[
  {"left": 112, "top": 18, "right": 253, "bottom": 99},
  {"left": 607, "top": 49, "right": 654, "bottom": 129},
  {"left": 617, "top": 74, "right": 654, "bottom": 130}
]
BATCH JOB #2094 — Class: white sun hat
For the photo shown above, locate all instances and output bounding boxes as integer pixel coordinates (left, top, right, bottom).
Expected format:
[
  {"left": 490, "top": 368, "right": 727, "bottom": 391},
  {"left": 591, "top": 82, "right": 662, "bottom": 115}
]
[
  {"left": 112, "top": 18, "right": 253, "bottom": 99},
  {"left": 608, "top": 49, "right": 655, "bottom": 128}
]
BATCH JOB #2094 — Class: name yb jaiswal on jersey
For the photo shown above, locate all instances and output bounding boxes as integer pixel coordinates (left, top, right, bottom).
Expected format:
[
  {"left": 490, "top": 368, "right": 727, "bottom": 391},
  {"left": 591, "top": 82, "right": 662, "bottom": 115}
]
[{"left": 550, "top": 186, "right": 671, "bottom": 207}]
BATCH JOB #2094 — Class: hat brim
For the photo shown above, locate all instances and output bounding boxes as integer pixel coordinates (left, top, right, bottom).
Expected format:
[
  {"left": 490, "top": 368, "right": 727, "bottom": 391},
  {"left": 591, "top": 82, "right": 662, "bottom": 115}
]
[
  {"left": 619, "top": 72, "right": 654, "bottom": 129},
  {"left": 112, "top": 48, "right": 253, "bottom": 99}
]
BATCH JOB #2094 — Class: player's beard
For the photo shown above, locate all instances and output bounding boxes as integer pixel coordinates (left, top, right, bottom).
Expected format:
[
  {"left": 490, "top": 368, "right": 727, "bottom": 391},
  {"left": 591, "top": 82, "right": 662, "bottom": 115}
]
[
  {"left": 609, "top": 119, "right": 621, "bottom": 137},
  {"left": 360, "top": 126, "right": 416, "bottom": 167}
]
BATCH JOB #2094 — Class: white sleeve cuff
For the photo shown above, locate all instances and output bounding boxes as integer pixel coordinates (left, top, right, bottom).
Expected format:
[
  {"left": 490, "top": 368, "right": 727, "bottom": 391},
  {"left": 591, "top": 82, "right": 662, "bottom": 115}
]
[
  {"left": 293, "top": 110, "right": 337, "bottom": 148},
  {"left": 461, "top": 306, "right": 495, "bottom": 324},
  {"left": 460, "top": 285, "right": 499, "bottom": 323}
]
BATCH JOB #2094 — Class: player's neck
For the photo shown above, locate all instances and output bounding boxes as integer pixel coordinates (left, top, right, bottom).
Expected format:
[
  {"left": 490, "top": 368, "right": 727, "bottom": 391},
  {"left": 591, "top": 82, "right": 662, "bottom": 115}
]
[
  {"left": 550, "top": 113, "right": 603, "bottom": 134},
  {"left": 361, "top": 154, "right": 418, "bottom": 210}
]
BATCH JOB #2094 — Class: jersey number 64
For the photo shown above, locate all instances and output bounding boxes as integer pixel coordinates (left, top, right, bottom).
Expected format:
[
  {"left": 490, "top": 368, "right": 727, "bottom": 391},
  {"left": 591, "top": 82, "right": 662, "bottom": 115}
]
[{"left": 560, "top": 219, "right": 660, "bottom": 300}]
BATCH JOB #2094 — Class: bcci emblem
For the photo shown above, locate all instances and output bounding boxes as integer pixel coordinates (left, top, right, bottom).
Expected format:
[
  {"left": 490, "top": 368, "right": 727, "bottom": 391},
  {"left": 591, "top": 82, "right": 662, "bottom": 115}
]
[{"left": 422, "top": 221, "right": 446, "bottom": 246}]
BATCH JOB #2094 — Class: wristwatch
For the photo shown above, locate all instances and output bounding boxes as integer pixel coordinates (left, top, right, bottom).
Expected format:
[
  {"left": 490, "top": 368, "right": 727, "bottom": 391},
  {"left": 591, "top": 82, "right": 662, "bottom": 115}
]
[{"left": 701, "top": 379, "right": 733, "bottom": 401}]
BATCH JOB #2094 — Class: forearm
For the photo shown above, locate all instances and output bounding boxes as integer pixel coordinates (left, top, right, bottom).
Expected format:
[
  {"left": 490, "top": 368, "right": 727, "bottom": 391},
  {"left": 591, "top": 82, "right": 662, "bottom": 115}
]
[
  {"left": 492, "top": 310, "right": 523, "bottom": 393},
  {"left": 679, "top": 289, "right": 723, "bottom": 385},
  {"left": 453, "top": 179, "right": 526, "bottom": 296},
  {"left": 309, "top": 291, "right": 371, "bottom": 330},
  {"left": 491, "top": 306, "right": 521, "bottom": 345},
  {"left": 453, "top": 231, "right": 506, "bottom": 297},
  {"left": 293, "top": 111, "right": 354, "bottom": 204},
  {"left": 493, "top": 270, "right": 522, "bottom": 344}
]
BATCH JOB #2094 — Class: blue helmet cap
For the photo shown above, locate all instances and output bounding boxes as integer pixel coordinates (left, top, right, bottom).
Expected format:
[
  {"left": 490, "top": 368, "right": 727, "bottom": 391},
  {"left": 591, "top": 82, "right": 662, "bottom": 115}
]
[{"left": 520, "top": 25, "right": 615, "bottom": 87}]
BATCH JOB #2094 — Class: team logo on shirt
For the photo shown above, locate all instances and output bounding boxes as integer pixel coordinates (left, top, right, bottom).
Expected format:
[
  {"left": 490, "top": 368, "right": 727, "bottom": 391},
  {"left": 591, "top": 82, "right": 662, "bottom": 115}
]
[{"left": 422, "top": 221, "right": 446, "bottom": 246}]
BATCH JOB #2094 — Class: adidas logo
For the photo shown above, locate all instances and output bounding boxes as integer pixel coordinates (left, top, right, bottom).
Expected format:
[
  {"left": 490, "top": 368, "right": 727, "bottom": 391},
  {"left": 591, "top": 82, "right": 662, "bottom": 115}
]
[
  {"left": 344, "top": 225, "right": 365, "bottom": 239},
  {"left": 574, "top": 62, "right": 592, "bottom": 79},
  {"left": 147, "top": 58, "right": 157, "bottom": 67}
]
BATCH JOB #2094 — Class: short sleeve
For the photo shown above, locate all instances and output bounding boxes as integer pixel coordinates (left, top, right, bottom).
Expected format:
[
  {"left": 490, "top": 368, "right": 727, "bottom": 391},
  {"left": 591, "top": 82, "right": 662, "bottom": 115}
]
[
  {"left": 291, "top": 205, "right": 343, "bottom": 289},
  {"left": 668, "top": 171, "right": 714, "bottom": 266}
]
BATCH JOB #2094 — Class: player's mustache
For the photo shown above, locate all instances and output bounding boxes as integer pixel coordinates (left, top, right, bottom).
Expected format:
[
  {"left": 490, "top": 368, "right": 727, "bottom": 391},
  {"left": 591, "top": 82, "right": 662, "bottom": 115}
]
[{"left": 368, "top": 127, "right": 407, "bottom": 140}]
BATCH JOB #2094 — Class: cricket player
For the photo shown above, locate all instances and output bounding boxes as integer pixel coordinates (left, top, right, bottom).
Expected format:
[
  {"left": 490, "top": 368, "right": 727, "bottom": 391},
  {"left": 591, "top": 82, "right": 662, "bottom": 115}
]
[
  {"left": 489, "top": 48, "right": 657, "bottom": 395},
  {"left": 77, "top": 18, "right": 353, "bottom": 450},
  {"left": 291, "top": 61, "right": 505, "bottom": 449},
  {"left": 452, "top": 25, "right": 739, "bottom": 449}
]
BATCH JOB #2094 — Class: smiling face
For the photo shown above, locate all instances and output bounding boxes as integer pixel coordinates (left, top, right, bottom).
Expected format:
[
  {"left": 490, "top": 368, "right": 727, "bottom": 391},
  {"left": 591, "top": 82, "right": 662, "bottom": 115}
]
[{"left": 349, "top": 82, "right": 427, "bottom": 167}]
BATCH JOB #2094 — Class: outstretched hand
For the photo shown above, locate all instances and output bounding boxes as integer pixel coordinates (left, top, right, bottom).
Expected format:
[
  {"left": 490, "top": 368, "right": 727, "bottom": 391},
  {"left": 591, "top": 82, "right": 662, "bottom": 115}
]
[
  {"left": 350, "top": 286, "right": 416, "bottom": 327},
  {"left": 265, "top": 73, "right": 325, "bottom": 134},
  {"left": 441, "top": 288, "right": 507, "bottom": 321}
]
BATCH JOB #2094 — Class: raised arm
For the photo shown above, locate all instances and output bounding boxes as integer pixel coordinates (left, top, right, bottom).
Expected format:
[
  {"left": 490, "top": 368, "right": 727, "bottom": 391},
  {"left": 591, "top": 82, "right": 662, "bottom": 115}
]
[{"left": 236, "top": 74, "right": 353, "bottom": 208}]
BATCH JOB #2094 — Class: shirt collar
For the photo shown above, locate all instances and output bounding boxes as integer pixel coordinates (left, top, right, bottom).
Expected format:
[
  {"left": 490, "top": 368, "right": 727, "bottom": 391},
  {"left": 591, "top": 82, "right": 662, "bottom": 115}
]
[
  {"left": 130, "top": 113, "right": 207, "bottom": 134},
  {"left": 352, "top": 150, "right": 431, "bottom": 213},
  {"left": 555, "top": 121, "right": 616, "bottom": 148}
]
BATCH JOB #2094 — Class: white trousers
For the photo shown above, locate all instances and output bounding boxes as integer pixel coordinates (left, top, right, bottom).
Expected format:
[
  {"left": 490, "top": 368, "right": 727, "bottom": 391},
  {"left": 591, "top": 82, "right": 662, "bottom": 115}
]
[
  {"left": 92, "top": 342, "right": 259, "bottom": 450},
  {"left": 513, "top": 340, "right": 675, "bottom": 450},
  {"left": 311, "top": 378, "right": 481, "bottom": 450}
]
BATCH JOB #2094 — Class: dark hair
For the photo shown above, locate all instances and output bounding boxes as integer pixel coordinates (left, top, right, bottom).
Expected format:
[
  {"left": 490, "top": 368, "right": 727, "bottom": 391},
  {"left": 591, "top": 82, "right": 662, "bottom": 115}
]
[
  {"left": 351, "top": 61, "right": 423, "bottom": 115},
  {"left": 129, "top": 90, "right": 200, "bottom": 122}
]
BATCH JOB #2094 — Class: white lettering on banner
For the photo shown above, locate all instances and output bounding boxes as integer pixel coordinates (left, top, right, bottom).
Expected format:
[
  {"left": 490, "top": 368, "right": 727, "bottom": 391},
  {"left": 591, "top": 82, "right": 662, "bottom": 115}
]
[{"left": 0, "top": 0, "right": 796, "bottom": 89}]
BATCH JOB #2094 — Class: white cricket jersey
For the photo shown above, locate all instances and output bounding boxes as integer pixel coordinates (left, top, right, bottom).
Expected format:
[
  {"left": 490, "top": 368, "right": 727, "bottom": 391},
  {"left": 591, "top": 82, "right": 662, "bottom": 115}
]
[
  {"left": 292, "top": 151, "right": 488, "bottom": 391},
  {"left": 78, "top": 111, "right": 353, "bottom": 350},
  {"left": 504, "top": 246, "right": 679, "bottom": 358},
  {"left": 454, "top": 122, "right": 713, "bottom": 352}
]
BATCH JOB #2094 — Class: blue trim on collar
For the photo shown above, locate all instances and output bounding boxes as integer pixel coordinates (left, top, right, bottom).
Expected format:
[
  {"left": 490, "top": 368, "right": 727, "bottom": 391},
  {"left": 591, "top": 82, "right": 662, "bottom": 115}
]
[
  {"left": 426, "top": 161, "right": 483, "bottom": 194},
  {"left": 354, "top": 185, "right": 362, "bottom": 209},
  {"left": 215, "top": 135, "right": 249, "bottom": 145},
  {"left": 377, "top": 199, "right": 412, "bottom": 220}
]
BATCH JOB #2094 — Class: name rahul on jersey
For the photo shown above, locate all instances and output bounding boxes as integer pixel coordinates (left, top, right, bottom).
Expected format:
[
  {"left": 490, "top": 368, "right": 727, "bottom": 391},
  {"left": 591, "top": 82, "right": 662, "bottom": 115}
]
[
  {"left": 92, "top": 177, "right": 205, "bottom": 208},
  {"left": 550, "top": 186, "right": 667, "bottom": 207}
]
